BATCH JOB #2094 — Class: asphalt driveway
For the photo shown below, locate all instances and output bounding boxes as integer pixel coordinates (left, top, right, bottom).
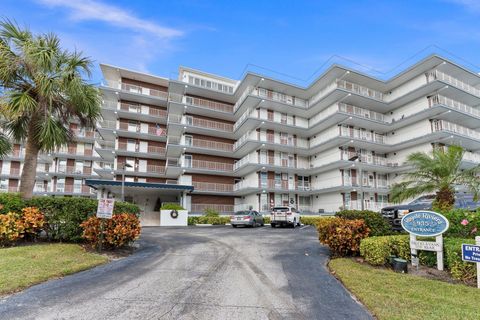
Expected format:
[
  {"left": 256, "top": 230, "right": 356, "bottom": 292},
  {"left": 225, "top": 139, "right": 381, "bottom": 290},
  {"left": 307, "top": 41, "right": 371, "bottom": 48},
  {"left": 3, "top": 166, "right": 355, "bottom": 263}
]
[{"left": 0, "top": 226, "right": 372, "bottom": 320}]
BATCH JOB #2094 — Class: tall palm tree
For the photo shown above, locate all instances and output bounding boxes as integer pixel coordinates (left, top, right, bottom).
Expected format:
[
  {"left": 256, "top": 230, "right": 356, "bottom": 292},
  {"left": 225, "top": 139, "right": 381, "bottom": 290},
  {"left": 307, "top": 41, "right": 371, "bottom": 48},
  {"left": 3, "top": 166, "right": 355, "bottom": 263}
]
[
  {"left": 0, "top": 20, "right": 101, "bottom": 199},
  {"left": 390, "top": 145, "right": 480, "bottom": 211}
]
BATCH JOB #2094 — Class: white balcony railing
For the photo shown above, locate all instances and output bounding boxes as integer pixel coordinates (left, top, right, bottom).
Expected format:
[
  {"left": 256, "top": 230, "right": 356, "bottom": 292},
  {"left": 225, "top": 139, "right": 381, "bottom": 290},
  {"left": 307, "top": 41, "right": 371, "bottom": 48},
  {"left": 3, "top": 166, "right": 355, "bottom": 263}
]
[
  {"left": 192, "top": 181, "right": 234, "bottom": 192},
  {"left": 105, "top": 80, "right": 169, "bottom": 100},
  {"left": 233, "top": 152, "right": 308, "bottom": 170},
  {"left": 185, "top": 160, "right": 233, "bottom": 172},
  {"left": 119, "top": 103, "right": 168, "bottom": 119},
  {"left": 344, "top": 201, "right": 392, "bottom": 212},
  {"left": 336, "top": 79, "right": 384, "bottom": 100},
  {"left": 183, "top": 95, "right": 234, "bottom": 113},
  {"left": 429, "top": 70, "right": 480, "bottom": 98},
  {"left": 234, "top": 131, "right": 308, "bottom": 150},
  {"left": 186, "top": 139, "right": 234, "bottom": 152},
  {"left": 429, "top": 95, "right": 480, "bottom": 118},
  {"left": 433, "top": 120, "right": 480, "bottom": 140}
]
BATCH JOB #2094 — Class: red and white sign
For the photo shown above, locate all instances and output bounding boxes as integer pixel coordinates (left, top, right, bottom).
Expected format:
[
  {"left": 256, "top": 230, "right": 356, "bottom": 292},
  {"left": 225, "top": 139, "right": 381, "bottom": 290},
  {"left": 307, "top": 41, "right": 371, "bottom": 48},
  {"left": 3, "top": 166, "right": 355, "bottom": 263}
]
[{"left": 97, "top": 198, "right": 115, "bottom": 219}]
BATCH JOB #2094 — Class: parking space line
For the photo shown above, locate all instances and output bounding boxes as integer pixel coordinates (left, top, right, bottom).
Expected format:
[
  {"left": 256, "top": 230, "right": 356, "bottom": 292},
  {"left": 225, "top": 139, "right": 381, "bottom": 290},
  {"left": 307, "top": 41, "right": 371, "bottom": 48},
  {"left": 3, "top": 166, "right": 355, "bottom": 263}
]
[{"left": 300, "top": 225, "right": 310, "bottom": 230}]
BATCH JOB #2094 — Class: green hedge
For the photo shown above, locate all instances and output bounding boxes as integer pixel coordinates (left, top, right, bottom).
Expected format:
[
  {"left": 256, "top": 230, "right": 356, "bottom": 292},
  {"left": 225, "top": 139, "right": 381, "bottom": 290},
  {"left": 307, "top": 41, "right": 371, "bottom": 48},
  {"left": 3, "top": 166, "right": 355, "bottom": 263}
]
[
  {"left": 336, "top": 210, "right": 392, "bottom": 236},
  {"left": 188, "top": 216, "right": 230, "bottom": 225},
  {"left": 0, "top": 194, "right": 139, "bottom": 242},
  {"left": 442, "top": 209, "right": 480, "bottom": 239},
  {"left": 300, "top": 216, "right": 331, "bottom": 226},
  {"left": 160, "top": 203, "right": 185, "bottom": 210},
  {"left": 360, "top": 235, "right": 477, "bottom": 284}
]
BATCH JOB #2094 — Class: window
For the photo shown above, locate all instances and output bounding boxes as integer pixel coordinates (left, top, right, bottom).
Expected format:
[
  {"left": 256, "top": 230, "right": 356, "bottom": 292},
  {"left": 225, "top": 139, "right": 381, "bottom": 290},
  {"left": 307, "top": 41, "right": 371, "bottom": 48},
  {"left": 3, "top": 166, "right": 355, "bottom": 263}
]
[
  {"left": 184, "top": 135, "right": 193, "bottom": 146},
  {"left": 127, "top": 139, "right": 136, "bottom": 152},
  {"left": 1, "top": 161, "right": 10, "bottom": 175},
  {"left": 125, "top": 158, "right": 135, "bottom": 171},
  {"left": 184, "top": 155, "right": 192, "bottom": 167},
  {"left": 0, "top": 179, "right": 8, "bottom": 190},
  {"left": 57, "top": 160, "right": 66, "bottom": 173},
  {"left": 73, "top": 179, "right": 82, "bottom": 193},
  {"left": 56, "top": 178, "right": 65, "bottom": 192},
  {"left": 128, "top": 121, "right": 137, "bottom": 132},
  {"left": 74, "top": 161, "right": 83, "bottom": 174},
  {"left": 260, "top": 172, "right": 267, "bottom": 187}
]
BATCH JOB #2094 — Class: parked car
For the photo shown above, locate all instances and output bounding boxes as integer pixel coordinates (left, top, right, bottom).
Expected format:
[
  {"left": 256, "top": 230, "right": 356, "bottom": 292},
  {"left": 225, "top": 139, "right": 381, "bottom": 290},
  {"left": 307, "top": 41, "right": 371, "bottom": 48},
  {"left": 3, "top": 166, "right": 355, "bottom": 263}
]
[
  {"left": 381, "top": 193, "right": 480, "bottom": 230},
  {"left": 230, "top": 210, "right": 264, "bottom": 228},
  {"left": 270, "top": 206, "right": 301, "bottom": 228}
]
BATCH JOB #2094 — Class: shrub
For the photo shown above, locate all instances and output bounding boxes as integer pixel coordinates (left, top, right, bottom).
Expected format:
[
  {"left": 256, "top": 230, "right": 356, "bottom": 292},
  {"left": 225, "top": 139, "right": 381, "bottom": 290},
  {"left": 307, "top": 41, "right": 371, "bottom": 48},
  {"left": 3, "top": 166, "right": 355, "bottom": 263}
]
[
  {"left": 0, "top": 212, "right": 23, "bottom": 246},
  {"left": 25, "top": 197, "right": 139, "bottom": 242},
  {"left": 317, "top": 218, "right": 370, "bottom": 257},
  {"left": 188, "top": 216, "right": 229, "bottom": 225},
  {"left": 81, "top": 213, "right": 141, "bottom": 249},
  {"left": 0, "top": 193, "right": 25, "bottom": 214},
  {"left": 204, "top": 208, "right": 220, "bottom": 217},
  {"left": 18, "top": 207, "right": 45, "bottom": 240},
  {"left": 442, "top": 209, "right": 480, "bottom": 239},
  {"left": 301, "top": 216, "right": 332, "bottom": 227},
  {"left": 160, "top": 203, "right": 185, "bottom": 210},
  {"left": 444, "top": 238, "right": 477, "bottom": 283},
  {"left": 360, "top": 235, "right": 411, "bottom": 265},
  {"left": 336, "top": 210, "right": 392, "bottom": 236}
]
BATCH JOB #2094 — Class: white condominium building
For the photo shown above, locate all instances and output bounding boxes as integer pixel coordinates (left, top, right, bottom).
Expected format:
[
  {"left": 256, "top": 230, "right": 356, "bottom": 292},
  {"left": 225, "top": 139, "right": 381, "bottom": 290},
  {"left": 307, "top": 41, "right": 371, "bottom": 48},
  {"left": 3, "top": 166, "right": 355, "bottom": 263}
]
[{"left": 2, "top": 55, "right": 480, "bottom": 217}]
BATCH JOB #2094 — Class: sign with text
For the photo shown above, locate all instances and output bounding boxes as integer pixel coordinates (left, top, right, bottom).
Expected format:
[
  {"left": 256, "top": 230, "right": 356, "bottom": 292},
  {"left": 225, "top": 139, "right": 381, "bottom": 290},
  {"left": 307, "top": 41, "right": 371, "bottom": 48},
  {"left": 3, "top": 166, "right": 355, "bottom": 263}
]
[
  {"left": 96, "top": 198, "right": 115, "bottom": 219},
  {"left": 402, "top": 210, "right": 449, "bottom": 271},
  {"left": 462, "top": 244, "right": 480, "bottom": 263},
  {"left": 461, "top": 237, "right": 480, "bottom": 289},
  {"left": 401, "top": 211, "right": 449, "bottom": 237}
]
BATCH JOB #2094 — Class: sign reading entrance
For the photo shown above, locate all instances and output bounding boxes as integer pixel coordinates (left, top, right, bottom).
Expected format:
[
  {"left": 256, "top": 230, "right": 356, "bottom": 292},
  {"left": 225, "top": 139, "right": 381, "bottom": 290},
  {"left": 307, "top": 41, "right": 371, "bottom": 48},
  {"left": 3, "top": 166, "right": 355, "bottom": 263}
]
[
  {"left": 97, "top": 198, "right": 115, "bottom": 219},
  {"left": 401, "top": 210, "right": 449, "bottom": 271},
  {"left": 461, "top": 237, "right": 480, "bottom": 288}
]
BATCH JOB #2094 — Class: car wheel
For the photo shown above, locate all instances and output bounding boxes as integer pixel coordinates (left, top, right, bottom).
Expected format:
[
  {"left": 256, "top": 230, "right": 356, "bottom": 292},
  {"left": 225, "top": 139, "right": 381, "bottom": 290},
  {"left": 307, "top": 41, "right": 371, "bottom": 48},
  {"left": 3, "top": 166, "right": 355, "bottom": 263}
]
[
  {"left": 271, "top": 223, "right": 276, "bottom": 228},
  {"left": 232, "top": 224, "right": 237, "bottom": 228},
  {"left": 291, "top": 219, "right": 296, "bottom": 228}
]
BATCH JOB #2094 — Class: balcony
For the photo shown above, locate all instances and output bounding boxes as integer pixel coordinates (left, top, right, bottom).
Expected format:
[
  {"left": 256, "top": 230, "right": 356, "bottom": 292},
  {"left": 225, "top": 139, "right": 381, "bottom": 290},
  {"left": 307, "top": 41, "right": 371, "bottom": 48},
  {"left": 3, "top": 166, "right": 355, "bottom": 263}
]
[
  {"left": 184, "top": 160, "right": 233, "bottom": 172},
  {"left": 106, "top": 80, "right": 169, "bottom": 100},
  {"left": 190, "top": 203, "right": 234, "bottom": 214},
  {"left": 429, "top": 95, "right": 480, "bottom": 118},
  {"left": 0, "top": 186, "right": 20, "bottom": 193},
  {"left": 429, "top": 70, "right": 480, "bottom": 98},
  {"left": 337, "top": 103, "right": 386, "bottom": 122},
  {"left": 234, "top": 152, "right": 309, "bottom": 171},
  {"left": 117, "top": 142, "right": 166, "bottom": 156},
  {"left": 119, "top": 102, "right": 168, "bottom": 120},
  {"left": 183, "top": 95, "right": 234, "bottom": 113},
  {"left": 343, "top": 177, "right": 390, "bottom": 189},
  {"left": 432, "top": 120, "right": 480, "bottom": 140},
  {"left": 56, "top": 166, "right": 93, "bottom": 175},
  {"left": 344, "top": 200, "right": 392, "bottom": 212},
  {"left": 120, "top": 164, "right": 166, "bottom": 174},
  {"left": 340, "top": 150, "right": 399, "bottom": 167},
  {"left": 169, "top": 114, "right": 234, "bottom": 133},
  {"left": 71, "top": 129, "right": 96, "bottom": 139},
  {"left": 234, "top": 179, "right": 311, "bottom": 192},
  {"left": 336, "top": 80, "right": 383, "bottom": 100},
  {"left": 234, "top": 131, "right": 309, "bottom": 151},
  {"left": 463, "top": 151, "right": 480, "bottom": 164},
  {"left": 235, "top": 86, "right": 308, "bottom": 112},
  {"left": 55, "top": 185, "right": 93, "bottom": 194},
  {"left": 192, "top": 181, "right": 234, "bottom": 193},
  {"left": 339, "top": 127, "right": 386, "bottom": 144},
  {"left": 186, "top": 138, "right": 234, "bottom": 153}
]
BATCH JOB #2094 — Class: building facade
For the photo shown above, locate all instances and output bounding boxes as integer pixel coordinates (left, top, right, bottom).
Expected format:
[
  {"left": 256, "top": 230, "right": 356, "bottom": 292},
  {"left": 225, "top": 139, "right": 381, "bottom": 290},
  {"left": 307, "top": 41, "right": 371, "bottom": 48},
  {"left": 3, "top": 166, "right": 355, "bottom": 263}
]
[{"left": 2, "top": 55, "right": 480, "bottom": 216}]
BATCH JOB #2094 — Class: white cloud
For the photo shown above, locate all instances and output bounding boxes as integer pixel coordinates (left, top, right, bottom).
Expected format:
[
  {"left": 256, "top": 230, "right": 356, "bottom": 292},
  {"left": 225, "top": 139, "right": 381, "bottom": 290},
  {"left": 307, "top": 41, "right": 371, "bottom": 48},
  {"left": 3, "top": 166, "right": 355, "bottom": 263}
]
[
  {"left": 36, "top": 0, "right": 183, "bottom": 39},
  {"left": 444, "top": 0, "right": 480, "bottom": 13}
]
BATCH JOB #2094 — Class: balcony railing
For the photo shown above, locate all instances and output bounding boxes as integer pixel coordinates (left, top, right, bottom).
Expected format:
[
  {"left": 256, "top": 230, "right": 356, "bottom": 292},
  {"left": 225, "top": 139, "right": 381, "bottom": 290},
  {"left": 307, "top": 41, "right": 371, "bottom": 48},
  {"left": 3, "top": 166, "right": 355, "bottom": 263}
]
[
  {"left": 105, "top": 80, "right": 169, "bottom": 100},
  {"left": 234, "top": 153, "right": 308, "bottom": 170},
  {"left": 338, "top": 103, "right": 386, "bottom": 122},
  {"left": 339, "top": 126, "right": 387, "bottom": 144},
  {"left": 429, "top": 70, "right": 480, "bottom": 98},
  {"left": 340, "top": 150, "right": 399, "bottom": 167},
  {"left": 336, "top": 79, "right": 384, "bottom": 100},
  {"left": 0, "top": 186, "right": 20, "bottom": 193},
  {"left": 167, "top": 158, "right": 181, "bottom": 167},
  {"left": 344, "top": 201, "right": 392, "bottom": 212},
  {"left": 57, "top": 166, "right": 92, "bottom": 175},
  {"left": 119, "top": 103, "right": 168, "bottom": 119},
  {"left": 433, "top": 120, "right": 480, "bottom": 140},
  {"left": 192, "top": 181, "right": 234, "bottom": 192},
  {"left": 234, "top": 131, "right": 308, "bottom": 150},
  {"left": 117, "top": 123, "right": 167, "bottom": 137},
  {"left": 235, "top": 179, "right": 311, "bottom": 191},
  {"left": 187, "top": 139, "right": 234, "bottom": 152},
  {"left": 343, "top": 178, "right": 389, "bottom": 188},
  {"left": 189, "top": 117, "right": 233, "bottom": 132},
  {"left": 71, "top": 128, "right": 96, "bottom": 139},
  {"left": 429, "top": 95, "right": 480, "bottom": 118},
  {"left": 190, "top": 203, "right": 234, "bottom": 214},
  {"left": 463, "top": 151, "right": 480, "bottom": 164},
  {"left": 184, "top": 95, "right": 233, "bottom": 113},
  {"left": 185, "top": 160, "right": 233, "bottom": 172},
  {"left": 117, "top": 142, "right": 166, "bottom": 156}
]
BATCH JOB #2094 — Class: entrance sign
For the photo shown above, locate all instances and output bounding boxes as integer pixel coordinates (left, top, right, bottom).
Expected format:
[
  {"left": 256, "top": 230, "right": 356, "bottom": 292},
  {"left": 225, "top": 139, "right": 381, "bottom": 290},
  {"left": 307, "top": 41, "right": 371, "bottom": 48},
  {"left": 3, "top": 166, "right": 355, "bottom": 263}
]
[
  {"left": 97, "top": 198, "right": 115, "bottom": 219},
  {"left": 402, "top": 210, "right": 449, "bottom": 271},
  {"left": 401, "top": 210, "right": 449, "bottom": 237},
  {"left": 461, "top": 236, "right": 480, "bottom": 288}
]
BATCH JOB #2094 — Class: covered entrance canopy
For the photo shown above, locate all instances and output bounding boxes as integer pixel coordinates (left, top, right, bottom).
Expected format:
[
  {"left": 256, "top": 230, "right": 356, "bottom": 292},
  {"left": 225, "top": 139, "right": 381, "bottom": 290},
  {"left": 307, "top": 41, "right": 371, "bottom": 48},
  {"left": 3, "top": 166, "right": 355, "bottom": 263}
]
[{"left": 86, "top": 179, "right": 194, "bottom": 225}]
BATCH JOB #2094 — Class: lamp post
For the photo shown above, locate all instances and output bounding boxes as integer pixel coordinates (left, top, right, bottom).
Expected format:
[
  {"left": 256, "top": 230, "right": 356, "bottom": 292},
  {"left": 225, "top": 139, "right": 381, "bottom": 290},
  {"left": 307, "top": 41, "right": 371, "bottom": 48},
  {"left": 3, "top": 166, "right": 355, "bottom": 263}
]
[{"left": 121, "top": 163, "right": 132, "bottom": 202}]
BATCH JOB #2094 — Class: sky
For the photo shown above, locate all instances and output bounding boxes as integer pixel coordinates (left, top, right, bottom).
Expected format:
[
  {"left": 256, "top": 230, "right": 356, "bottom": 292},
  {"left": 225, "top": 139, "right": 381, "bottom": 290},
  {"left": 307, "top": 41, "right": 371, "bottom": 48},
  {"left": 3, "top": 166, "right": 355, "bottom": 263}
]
[{"left": 2, "top": 0, "right": 480, "bottom": 85}]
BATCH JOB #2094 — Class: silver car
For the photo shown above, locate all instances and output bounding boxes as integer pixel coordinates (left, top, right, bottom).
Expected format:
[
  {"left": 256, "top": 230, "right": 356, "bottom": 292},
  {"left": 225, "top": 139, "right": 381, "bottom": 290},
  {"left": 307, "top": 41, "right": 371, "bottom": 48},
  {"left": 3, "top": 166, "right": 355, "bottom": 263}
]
[{"left": 230, "top": 210, "right": 264, "bottom": 228}]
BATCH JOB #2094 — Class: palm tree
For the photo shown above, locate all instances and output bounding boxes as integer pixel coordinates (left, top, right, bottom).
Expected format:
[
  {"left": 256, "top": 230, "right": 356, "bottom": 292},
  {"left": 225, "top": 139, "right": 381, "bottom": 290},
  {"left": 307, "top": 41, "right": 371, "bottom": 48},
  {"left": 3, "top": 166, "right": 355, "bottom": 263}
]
[
  {"left": 0, "top": 20, "right": 101, "bottom": 199},
  {"left": 390, "top": 145, "right": 480, "bottom": 211}
]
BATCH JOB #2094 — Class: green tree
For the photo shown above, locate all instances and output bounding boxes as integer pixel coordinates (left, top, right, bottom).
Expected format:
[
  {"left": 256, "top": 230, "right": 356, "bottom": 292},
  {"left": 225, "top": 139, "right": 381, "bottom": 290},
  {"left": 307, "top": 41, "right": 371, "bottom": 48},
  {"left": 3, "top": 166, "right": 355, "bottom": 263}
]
[
  {"left": 390, "top": 145, "right": 480, "bottom": 211},
  {"left": 0, "top": 20, "right": 101, "bottom": 199}
]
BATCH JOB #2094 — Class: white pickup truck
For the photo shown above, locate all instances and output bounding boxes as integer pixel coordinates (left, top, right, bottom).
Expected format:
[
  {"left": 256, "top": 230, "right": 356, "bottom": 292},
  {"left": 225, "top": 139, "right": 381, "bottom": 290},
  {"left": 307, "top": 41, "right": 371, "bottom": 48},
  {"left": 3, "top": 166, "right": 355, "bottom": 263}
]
[{"left": 270, "top": 206, "right": 301, "bottom": 228}]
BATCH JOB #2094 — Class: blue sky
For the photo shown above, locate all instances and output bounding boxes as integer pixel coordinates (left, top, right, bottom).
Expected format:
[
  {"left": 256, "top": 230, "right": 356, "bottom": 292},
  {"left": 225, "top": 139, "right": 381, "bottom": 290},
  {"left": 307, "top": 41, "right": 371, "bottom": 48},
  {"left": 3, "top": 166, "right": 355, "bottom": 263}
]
[{"left": 2, "top": 0, "right": 480, "bottom": 85}]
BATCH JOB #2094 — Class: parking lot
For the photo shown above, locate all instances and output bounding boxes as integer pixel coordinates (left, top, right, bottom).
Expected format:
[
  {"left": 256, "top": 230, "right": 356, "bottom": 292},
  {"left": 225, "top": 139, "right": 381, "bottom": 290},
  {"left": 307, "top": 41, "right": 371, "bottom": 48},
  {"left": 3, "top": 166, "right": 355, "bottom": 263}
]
[{"left": 0, "top": 226, "right": 372, "bottom": 320}]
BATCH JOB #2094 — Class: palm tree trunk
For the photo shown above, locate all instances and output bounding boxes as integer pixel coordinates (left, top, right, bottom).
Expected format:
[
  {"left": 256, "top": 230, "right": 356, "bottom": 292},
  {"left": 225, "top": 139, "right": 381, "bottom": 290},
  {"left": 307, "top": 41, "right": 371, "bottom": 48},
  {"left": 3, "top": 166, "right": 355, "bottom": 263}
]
[
  {"left": 19, "top": 127, "right": 40, "bottom": 199},
  {"left": 435, "top": 187, "right": 455, "bottom": 211}
]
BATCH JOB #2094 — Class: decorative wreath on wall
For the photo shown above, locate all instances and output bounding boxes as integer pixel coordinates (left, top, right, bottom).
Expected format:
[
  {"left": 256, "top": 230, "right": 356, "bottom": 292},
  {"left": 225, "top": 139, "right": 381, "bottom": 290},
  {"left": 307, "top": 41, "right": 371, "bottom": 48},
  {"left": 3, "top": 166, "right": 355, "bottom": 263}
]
[{"left": 170, "top": 210, "right": 179, "bottom": 219}]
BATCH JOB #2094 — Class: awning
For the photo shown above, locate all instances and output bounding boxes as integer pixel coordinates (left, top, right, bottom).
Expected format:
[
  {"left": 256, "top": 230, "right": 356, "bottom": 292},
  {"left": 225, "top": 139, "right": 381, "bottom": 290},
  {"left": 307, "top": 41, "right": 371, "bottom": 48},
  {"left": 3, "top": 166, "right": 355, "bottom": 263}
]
[{"left": 85, "top": 179, "right": 194, "bottom": 192}]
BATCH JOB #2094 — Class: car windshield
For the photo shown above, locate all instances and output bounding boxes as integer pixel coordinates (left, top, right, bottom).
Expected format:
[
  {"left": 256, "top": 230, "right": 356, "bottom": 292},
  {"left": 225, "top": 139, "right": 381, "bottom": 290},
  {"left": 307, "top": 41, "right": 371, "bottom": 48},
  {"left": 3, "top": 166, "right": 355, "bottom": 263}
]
[
  {"left": 234, "top": 211, "right": 251, "bottom": 215},
  {"left": 272, "top": 207, "right": 289, "bottom": 212},
  {"left": 409, "top": 195, "right": 435, "bottom": 205}
]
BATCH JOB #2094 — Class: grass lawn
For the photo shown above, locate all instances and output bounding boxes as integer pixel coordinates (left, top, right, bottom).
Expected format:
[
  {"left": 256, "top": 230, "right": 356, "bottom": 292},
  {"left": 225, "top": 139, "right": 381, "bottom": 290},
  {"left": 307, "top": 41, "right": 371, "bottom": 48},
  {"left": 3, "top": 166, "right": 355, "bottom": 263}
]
[
  {"left": 330, "top": 258, "right": 480, "bottom": 320},
  {"left": 0, "top": 243, "right": 108, "bottom": 295}
]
